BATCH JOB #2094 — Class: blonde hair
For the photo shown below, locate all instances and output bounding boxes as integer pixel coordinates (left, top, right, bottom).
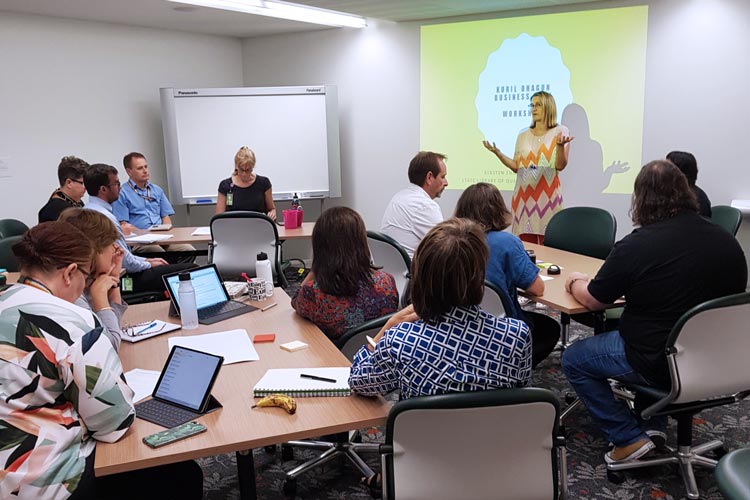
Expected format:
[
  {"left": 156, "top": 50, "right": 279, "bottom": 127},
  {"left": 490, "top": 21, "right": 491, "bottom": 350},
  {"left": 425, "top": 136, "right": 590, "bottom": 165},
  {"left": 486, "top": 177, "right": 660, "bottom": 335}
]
[
  {"left": 233, "top": 146, "right": 256, "bottom": 175},
  {"left": 529, "top": 91, "right": 558, "bottom": 129}
]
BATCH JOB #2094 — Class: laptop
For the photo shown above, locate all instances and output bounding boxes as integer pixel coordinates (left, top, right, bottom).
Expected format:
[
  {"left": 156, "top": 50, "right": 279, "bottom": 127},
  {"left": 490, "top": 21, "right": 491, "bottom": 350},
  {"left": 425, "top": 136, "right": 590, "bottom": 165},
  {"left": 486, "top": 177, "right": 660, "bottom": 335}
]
[
  {"left": 162, "top": 264, "right": 257, "bottom": 325},
  {"left": 135, "top": 345, "right": 223, "bottom": 428}
]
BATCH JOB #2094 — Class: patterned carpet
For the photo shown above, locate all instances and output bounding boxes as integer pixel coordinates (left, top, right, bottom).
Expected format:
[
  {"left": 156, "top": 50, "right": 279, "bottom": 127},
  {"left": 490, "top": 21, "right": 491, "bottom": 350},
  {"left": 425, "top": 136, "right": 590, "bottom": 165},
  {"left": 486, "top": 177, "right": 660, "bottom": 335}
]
[{"left": 197, "top": 273, "right": 749, "bottom": 499}]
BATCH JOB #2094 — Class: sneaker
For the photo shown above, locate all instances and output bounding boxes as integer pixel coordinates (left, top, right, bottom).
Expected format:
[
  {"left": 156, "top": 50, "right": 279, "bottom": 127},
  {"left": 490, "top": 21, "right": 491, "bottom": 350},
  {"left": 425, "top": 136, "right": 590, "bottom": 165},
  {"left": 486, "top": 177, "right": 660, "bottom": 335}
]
[
  {"left": 604, "top": 438, "right": 655, "bottom": 464},
  {"left": 646, "top": 430, "right": 667, "bottom": 449}
]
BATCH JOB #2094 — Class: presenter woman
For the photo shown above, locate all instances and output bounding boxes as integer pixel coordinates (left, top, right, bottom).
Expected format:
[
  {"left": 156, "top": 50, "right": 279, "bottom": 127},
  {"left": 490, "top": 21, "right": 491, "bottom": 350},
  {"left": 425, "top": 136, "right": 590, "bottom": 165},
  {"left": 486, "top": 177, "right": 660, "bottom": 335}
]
[
  {"left": 482, "top": 91, "right": 573, "bottom": 243},
  {"left": 215, "top": 146, "right": 276, "bottom": 220}
]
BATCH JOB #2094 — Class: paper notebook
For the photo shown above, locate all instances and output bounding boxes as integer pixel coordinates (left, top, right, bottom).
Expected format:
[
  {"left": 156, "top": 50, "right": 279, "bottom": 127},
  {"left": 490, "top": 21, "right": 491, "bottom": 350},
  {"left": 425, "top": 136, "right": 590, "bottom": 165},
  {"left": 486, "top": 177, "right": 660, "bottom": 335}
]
[
  {"left": 253, "top": 367, "right": 351, "bottom": 398},
  {"left": 120, "top": 320, "right": 181, "bottom": 343}
]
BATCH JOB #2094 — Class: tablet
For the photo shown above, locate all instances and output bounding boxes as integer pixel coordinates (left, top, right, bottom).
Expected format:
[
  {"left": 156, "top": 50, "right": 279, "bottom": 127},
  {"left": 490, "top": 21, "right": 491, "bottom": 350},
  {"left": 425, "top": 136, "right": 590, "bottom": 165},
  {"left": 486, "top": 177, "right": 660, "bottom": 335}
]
[{"left": 152, "top": 345, "right": 223, "bottom": 413}]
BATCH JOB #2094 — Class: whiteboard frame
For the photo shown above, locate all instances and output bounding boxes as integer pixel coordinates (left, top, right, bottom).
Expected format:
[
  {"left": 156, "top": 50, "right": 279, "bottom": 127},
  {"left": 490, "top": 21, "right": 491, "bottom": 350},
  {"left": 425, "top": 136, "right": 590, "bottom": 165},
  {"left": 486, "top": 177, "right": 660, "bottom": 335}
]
[{"left": 160, "top": 85, "right": 341, "bottom": 205}]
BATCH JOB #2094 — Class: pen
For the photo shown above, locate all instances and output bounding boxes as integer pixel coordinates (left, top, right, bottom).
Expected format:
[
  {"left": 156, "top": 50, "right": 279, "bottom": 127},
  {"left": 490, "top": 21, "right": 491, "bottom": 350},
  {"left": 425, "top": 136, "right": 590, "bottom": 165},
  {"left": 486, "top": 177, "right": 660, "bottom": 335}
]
[
  {"left": 135, "top": 321, "right": 157, "bottom": 335},
  {"left": 261, "top": 303, "right": 278, "bottom": 312},
  {"left": 300, "top": 373, "right": 337, "bottom": 383}
]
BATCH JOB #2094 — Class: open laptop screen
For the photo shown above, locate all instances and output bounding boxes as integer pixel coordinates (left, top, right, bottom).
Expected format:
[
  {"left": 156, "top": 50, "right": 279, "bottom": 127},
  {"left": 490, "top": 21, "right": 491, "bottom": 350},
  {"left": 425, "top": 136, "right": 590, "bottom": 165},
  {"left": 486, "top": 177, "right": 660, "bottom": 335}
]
[
  {"left": 164, "top": 265, "right": 227, "bottom": 311},
  {"left": 153, "top": 346, "right": 223, "bottom": 412}
]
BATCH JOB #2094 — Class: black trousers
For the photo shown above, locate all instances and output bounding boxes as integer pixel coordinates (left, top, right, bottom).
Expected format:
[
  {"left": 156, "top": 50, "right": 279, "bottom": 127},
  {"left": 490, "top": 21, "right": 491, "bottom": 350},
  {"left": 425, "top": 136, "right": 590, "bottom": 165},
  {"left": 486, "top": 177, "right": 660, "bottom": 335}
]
[
  {"left": 70, "top": 452, "right": 203, "bottom": 500},
  {"left": 525, "top": 310, "right": 561, "bottom": 368},
  {"left": 129, "top": 263, "right": 196, "bottom": 294}
]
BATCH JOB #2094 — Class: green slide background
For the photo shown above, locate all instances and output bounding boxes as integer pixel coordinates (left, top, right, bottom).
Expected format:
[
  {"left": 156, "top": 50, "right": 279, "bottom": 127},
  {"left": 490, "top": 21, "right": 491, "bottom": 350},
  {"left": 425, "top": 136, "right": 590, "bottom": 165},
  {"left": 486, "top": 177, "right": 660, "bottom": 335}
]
[{"left": 421, "top": 6, "right": 648, "bottom": 193}]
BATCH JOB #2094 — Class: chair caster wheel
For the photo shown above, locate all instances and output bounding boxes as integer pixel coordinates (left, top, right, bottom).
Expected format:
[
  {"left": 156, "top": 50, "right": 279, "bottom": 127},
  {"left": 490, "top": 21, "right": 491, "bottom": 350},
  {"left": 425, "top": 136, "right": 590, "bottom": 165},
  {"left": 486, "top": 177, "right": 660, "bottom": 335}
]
[
  {"left": 283, "top": 478, "right": 297, "bottom": 496},
  {"left": 264, "top": 445, "right": 276, "bottom": 453},
  {"left": 712, "top": 446, "right": 728, "bottom": 459},
  {"left": 281, "top": 444, "right": 294, "bottom": 460},
  {"left": 607, "top": 470, "right": 626, "bottom": 484},
  {"left": 564, "top": 391, "right": 578, "bottom": 404}
]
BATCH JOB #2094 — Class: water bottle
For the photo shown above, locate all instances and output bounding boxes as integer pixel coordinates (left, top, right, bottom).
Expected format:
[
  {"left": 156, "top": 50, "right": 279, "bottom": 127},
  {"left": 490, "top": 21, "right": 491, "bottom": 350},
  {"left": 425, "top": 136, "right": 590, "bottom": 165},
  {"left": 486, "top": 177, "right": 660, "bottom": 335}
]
[
  {"left": 178, "top": 272, "right": 199, "bottom": 329},
  {"left": 255, "top": 252, "right": 274, "bottom": 297}
]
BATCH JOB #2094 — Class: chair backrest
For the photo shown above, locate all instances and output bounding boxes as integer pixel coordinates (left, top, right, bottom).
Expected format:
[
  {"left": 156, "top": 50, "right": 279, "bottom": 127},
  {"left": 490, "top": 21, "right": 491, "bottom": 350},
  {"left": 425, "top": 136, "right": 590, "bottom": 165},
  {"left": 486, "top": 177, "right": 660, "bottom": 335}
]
[
  {"left": 544, "top": 207, "right": 617, "bottom": 260},
  {"left": 367, "top": 231, "right": 411, "bottom": 300},
  {"left": 383, "top": 388, "right": 561, "bottom": 500},
  {"left": 480, "top": 280, "right": 511, "bottom": 318},
  {"left": 666, "top": 292, "right": 750, "bottom": 405},
  {"left": 335, "top": 312, "right": 395, "bottom": 361},
  {"left": 0, "top": 236, "right": 23, "bottom": 272},
  {"left": 209, "top": 211, "right": 282, "bottom": 283},
  {"left": 0, "top": 219, "right": 29, "bottom": 239},
  {"left": 710, "top": 205, "right": 742, "bottom": 236}
]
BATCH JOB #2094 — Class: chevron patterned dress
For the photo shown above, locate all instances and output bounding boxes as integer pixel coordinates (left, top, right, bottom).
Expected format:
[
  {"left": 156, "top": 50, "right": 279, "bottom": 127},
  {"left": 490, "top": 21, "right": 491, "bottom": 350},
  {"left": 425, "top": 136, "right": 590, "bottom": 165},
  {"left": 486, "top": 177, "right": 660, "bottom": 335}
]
[{"left": 511, "top": 125, "right": 568, "bottom": 236}]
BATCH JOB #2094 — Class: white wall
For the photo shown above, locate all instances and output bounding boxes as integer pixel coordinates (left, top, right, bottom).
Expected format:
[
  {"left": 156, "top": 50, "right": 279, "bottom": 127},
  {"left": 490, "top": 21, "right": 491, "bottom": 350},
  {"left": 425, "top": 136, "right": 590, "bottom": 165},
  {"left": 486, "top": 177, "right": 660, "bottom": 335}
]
[
  {"left": 241, "top": 0, "right": 750, "bottom": 242},
  {"left": 0, "top": 12, "right": 243, "bottom": 227}
]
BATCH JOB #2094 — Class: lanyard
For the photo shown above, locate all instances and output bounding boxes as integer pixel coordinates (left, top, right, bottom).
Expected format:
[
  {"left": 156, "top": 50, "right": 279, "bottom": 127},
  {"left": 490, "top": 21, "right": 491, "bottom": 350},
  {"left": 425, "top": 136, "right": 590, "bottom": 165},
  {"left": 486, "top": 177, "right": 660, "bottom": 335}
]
[
  {"left": 128, "top": 180, "right": 154, "bottom": 202},
  {"left": 18, "top": 276, "right": 54, "bottom": 295}
]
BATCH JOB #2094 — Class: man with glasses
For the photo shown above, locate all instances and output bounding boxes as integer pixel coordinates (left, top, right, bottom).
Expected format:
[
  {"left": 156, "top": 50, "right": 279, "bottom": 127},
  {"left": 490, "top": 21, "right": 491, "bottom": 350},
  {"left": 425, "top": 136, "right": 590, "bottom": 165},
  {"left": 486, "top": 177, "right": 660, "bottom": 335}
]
[
  {"left": 85, "top": 163, "right": 194, "bottom": 294},
  {"left": 113, "top": 152, "right": 195, "bottom": 258},
  {"left": 38, "top": 156, "right": 89, "bottom": 223}
]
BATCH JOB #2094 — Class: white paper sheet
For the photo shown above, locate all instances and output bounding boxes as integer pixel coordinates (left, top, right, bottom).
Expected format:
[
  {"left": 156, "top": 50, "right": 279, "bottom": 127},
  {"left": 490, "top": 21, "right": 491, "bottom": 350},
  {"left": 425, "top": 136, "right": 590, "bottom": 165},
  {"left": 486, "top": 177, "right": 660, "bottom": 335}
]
[
  {"left": 125, "top": 234, "right": 174, "bottom": 243},
  {"left": 191, "top": 226, "right": 211, "bottom": 236},
  {"left": 168, "top": 329, "right": 259, "bottom": 365},
  {"left": 124, "top": 368, "right": 160, "bottom": 402}
]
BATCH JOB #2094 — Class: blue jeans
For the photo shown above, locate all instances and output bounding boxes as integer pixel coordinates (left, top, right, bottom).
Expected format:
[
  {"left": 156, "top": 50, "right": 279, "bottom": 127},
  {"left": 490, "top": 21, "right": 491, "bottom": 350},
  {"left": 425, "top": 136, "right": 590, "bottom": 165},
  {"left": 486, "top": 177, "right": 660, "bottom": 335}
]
[{"left": 562, "top": 330, "right": 663, "bottom": 447}]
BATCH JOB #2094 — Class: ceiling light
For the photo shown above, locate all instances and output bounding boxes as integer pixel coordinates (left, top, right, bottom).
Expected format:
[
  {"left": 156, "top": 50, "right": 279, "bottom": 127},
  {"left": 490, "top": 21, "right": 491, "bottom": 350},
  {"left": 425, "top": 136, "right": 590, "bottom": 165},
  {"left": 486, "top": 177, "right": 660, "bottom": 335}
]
[{"left": 166, "top": 0, "right": 367, "bottom": 29}]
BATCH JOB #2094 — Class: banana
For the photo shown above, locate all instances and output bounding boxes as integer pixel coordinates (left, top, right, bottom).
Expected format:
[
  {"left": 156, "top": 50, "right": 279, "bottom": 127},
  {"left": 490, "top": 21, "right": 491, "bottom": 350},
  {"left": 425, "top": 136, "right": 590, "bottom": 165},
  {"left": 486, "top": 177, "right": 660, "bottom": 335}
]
[{"left": 253, "top": 394, "right": 297, "bottom": 414}]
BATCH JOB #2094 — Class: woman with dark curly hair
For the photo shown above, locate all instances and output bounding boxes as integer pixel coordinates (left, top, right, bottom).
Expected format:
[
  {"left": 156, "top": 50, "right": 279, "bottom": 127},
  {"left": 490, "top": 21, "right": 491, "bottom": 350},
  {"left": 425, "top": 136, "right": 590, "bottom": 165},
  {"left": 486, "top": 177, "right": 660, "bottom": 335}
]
[{"left": 561, "top": 160, "right": 746, "bottom": 466}]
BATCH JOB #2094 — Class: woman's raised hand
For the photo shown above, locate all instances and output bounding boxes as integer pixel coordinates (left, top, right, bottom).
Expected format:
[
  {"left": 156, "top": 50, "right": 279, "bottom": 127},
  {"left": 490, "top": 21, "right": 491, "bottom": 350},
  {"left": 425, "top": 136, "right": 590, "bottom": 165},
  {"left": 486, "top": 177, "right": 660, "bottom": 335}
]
[{"left": 482, "top": 140, "right": 501, "bottom": 155}]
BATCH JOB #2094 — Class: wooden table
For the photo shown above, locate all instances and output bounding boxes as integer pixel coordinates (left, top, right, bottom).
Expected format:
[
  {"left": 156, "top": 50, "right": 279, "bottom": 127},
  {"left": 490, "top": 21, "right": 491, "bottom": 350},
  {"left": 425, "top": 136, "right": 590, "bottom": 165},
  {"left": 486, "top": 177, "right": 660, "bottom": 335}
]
[
  {"left": 129, "top": 223, "right": 315, "bottom": 247},
  {"left": 94, "top": 289, "right": 388, "bottom": 499},
  {"left": 522, "top": 243, "right": 624, "bottom": 345}
]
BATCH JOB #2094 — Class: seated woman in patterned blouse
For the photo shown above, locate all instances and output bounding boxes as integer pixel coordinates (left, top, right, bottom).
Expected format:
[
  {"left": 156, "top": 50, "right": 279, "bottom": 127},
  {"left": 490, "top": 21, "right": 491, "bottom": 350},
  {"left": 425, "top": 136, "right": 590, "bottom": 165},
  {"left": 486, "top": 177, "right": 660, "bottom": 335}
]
[
  {"left": 348, "top": 218, "right": 532, "bottom": 399},
  {"left": 291, "top": 206, "right": 399, "bottom": 341}
]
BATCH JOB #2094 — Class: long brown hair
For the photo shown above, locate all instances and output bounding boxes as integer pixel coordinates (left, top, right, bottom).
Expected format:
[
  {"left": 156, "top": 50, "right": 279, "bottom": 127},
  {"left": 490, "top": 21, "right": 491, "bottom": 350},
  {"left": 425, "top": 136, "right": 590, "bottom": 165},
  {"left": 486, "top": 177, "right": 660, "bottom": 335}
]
[
  {"left": 630, "top": 160, "right": 698, "bottom": 226},
  {"left": 311, "top": 206, "right": 375, "bottom": 296},
  {"left": 410, "top": 218, "right": 488, "bottom": 323},
  {"left": 454, "top": 182, "right": 511, "bottom": 232},
  {"left": 13, "top": 221, "right": 94, "bottom": 274}
]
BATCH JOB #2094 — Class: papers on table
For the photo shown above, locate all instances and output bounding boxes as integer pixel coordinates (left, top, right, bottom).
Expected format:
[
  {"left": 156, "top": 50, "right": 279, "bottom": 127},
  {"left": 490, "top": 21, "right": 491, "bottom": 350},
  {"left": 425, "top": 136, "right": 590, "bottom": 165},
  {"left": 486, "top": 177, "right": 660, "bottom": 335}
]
[
  {"left": 191, "top": 226, "right": 211, "bottom": 236},
  {"left": 124, "top": 368, "right": 160, "bottom": 402},
  {"left": 120, "top": 320, "right": 181, "bottom": 343},
  {"left": 540, "top": 275, "right": 555, "bottom": 281},
  {"left": 125, "top": 233, "right": 174, "bottom": 244},
  {"left": 167, "top": 329, "right": 259, "bottom": 365}
]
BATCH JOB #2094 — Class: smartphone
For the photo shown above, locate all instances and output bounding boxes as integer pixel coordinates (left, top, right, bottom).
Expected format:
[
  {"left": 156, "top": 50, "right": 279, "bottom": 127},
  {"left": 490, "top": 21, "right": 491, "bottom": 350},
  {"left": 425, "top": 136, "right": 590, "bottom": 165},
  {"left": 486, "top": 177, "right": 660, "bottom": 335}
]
[{"left": 143, "top": 421, "right": 207, "bottom": 448}]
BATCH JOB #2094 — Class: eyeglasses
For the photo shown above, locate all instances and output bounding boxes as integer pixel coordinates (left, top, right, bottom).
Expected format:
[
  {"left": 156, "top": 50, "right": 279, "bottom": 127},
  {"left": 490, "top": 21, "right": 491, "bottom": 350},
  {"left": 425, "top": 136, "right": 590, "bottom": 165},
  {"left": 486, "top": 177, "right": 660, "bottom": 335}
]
[
  {"left": 108, "top": 180, "right": 121, "bottom": 188},
  {"left": 77, "top": 267, "right": 96, "bottom": 287},
  {"left": 122, "top": 321, "right": 167, "bottom": 338},
  {"left": 69, "top": 179, "right": 84, "bottom": 185},
  {"left": 529, "top": 103, "right": 543, "bottom": 109}
]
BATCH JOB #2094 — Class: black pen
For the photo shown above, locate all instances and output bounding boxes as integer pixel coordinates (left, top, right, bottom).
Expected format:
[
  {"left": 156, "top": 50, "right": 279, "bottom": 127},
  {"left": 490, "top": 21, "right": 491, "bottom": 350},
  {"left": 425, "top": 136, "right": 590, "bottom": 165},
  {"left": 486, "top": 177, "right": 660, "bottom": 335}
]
[{"left": 300, "top": 373, "right": 337, "bottom": 383}]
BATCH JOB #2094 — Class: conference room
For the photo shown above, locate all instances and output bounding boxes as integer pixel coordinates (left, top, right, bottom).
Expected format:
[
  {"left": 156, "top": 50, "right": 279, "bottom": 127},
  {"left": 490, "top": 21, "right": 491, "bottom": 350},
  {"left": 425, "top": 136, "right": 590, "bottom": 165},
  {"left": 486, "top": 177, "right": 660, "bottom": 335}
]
[{"left": 1, "top": 0, "right": 749, "bottom": 499}]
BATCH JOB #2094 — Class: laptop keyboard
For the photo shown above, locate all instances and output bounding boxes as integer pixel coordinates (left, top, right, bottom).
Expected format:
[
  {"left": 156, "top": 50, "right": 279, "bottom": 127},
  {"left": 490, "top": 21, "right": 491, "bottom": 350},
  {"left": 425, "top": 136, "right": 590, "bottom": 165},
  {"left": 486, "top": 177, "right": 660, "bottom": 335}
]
[
  {"left": 135, "top": 398, "right": 200, "bottom": 428},
  {"left": 198, "top": 300, "right": 247, "bottom": 320}
]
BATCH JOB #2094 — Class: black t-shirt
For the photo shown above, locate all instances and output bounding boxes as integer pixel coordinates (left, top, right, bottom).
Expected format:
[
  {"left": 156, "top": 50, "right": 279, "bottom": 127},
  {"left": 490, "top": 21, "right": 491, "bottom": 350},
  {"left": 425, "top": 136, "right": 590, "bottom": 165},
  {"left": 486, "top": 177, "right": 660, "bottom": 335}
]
[
  {"left": 693, "top": 185, "right": 712, "bottom": 218},
  {"left": 218, "top": 176, "right": 272, "bottom": 213},
  {"left": 587, "top": 212, "right": 747, "bottom": 387},
  {"left": 38, "top": 197, "right": 82, "bottom": 223}
]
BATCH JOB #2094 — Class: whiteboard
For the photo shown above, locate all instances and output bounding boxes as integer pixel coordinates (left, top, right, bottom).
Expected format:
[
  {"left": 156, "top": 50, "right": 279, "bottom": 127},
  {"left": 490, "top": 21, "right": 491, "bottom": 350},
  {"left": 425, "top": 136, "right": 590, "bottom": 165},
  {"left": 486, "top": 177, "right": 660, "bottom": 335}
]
[{"left": 160, "top": 86, "right": 341, "bottom": 205}]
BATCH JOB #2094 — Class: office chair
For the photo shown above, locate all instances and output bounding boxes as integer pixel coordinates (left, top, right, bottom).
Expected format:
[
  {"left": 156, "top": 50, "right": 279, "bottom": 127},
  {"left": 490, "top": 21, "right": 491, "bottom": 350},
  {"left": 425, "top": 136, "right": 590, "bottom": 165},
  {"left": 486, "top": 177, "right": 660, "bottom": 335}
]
[
  {"left": 208, "top": 211, "right": 287, "bottom": 286},
  {"left": 715, "top": 447, "right": 750, "bottom": 500},
  {"left": 710, "top": 205, "right": 742, "bottom": 236},
  {"left": 480, "top": 280, "right": 511, "bottom": 318},
  {"left": 0, "top": 219, "right": 29, "bottom": 239},
  {"left": 380, "top": 387, "right": 567, "bottom": 500},
  {"left": 606, "top": 292, "right": 750, "bottom": 499},
  {"left": 544, "top": 207, "right": 618, "bottom": 345},
  {"left": 0, "top": 235, "right": 23, "bottom": 272},
  {"left": 367, "top": 231, "right": 411, "bottom": 308},
  {"left": 281, "top": 313, "right": 395, "bottom": 495}
]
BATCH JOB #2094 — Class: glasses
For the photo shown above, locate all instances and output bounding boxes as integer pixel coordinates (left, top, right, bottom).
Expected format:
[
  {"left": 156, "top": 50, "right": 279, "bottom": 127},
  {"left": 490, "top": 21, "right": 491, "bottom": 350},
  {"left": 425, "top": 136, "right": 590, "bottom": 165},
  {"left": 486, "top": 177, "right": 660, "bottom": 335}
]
[
  {"left": 122, "top": 321, "right": 167, "bottom": 338},
  {"left": 69, "top": 178, "right": 84, "bottom": 185},
  {"left": 77, "top": 267, "right": 96, "bottom": 287},
  {"left": 529, "top": 103, "right": 543, "bottom": 109},
  {"left": 108, "top": 180, "right": 121, "bottom": 188}
]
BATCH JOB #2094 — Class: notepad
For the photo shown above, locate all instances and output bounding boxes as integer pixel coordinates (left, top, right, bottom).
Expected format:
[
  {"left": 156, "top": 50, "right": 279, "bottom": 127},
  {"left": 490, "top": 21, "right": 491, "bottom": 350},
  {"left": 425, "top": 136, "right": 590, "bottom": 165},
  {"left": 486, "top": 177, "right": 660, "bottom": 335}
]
[
  {"left": 125, "top": 233, "right": 174, "bottom": 244},
  {"left": 253, "top": 367, "right": 351, "bottom": 398},
  {"left": 191, "top": 226, "right": 211, "bottom": 236},
  {"left": 120, "top": 320, "right": 181, "bottom": 343}
]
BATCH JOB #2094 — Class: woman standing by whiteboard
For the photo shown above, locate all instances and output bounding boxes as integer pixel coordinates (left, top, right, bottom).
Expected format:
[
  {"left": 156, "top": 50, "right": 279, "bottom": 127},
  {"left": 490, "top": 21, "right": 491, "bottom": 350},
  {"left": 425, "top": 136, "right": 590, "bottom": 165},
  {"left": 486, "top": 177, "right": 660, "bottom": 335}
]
[
  {"left": 215, "top": 146, "right": 276, "bottom": 220},
  {"left": 482, "top": 91, "right": 573, "bottom": 244}
]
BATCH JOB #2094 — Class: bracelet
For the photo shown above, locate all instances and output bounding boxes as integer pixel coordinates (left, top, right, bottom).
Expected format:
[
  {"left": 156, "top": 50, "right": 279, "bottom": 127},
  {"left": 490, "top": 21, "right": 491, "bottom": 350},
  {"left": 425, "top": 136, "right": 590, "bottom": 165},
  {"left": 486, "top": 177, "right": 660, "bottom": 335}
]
[
  {"left": 568, "top": 278, "right": 587, "bottom": 293},
  {"left": 96, "top": 307, "right": 113, "bottom": 312}
]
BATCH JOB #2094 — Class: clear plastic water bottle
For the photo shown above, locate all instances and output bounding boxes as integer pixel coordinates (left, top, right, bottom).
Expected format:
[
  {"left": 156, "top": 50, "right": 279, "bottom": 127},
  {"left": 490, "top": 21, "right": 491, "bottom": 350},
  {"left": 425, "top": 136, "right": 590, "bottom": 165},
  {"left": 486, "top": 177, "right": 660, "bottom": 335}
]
[
  {"left": 255, "top": 252, "right": 274, "bottom": 297},
  {"left": 178, "top": 272, "right": 199, "bottom": 329}
]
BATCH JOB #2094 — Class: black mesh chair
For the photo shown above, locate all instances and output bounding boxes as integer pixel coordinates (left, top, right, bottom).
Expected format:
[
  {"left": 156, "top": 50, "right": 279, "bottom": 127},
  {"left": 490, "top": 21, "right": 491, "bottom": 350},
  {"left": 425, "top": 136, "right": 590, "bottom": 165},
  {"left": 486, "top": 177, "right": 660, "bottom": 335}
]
[
  {"left": 607, "top": 292, "right": 750, "bottom": 499},
  {"left": 208, "top": 211, "right": 286, "bottom": 286},
  {"left": 544, "top": 207, "right": 618, "bottom": 345},
  {"left": 0, "top": 219, "right": 29, "bottom": 239},
  {"left": 281, "top": 313, "right": 395, "bottom": 495},
  {"left": 0, "top": 235, "right": 22, "bottom": 272},
  {"left": 380, "top": 387, "right": 567, "bottom": 500},
  {"left": 710, "top": 205, "right": 742, "bottom": 236}
]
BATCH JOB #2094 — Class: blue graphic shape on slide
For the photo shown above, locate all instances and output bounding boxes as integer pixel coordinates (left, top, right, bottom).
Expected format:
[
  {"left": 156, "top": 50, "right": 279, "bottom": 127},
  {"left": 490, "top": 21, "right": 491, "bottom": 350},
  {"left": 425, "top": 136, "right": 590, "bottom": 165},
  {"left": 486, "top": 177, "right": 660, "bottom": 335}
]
[{"left": 476, "top": 33, "right": 573, "bottom": 155}]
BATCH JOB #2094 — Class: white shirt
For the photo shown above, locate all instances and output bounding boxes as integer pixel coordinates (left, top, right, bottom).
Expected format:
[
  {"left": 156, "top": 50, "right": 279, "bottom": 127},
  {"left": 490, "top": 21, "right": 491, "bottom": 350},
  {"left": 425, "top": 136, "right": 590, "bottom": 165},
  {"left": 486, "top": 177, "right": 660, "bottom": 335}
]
[{"left": 380, "top": 184, "right": 443, "bottom": 257}]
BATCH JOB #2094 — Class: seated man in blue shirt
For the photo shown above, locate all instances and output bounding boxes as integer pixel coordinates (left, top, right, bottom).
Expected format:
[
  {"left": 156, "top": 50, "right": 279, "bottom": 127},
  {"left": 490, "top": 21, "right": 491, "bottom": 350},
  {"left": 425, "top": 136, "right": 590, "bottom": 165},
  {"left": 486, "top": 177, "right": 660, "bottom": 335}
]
[
  {"left": 113, "top": 152, "right": 194, "bottom": 259},
  {"left": 84, "top": 163, "right": 193, "bottom": 294}
]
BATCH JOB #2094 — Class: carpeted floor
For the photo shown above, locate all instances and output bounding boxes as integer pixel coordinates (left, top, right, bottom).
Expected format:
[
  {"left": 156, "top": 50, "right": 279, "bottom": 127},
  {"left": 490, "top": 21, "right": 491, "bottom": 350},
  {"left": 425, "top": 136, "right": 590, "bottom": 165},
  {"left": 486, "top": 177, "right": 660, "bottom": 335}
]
[{"left": 198, "top": 271, "right": 749, "bottom": 499}]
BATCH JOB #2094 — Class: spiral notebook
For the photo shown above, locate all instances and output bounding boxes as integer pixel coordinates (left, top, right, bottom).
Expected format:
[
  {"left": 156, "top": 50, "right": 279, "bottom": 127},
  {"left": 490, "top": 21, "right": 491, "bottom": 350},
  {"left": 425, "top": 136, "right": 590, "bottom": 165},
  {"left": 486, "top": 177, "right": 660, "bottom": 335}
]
[{"left": 253, "top": 367, "right": 351, "bottom": 398}]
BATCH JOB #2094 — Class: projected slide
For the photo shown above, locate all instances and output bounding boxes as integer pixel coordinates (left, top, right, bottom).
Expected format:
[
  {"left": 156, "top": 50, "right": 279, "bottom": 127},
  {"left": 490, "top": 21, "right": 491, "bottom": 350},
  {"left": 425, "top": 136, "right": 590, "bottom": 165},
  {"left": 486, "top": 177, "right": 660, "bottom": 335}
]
[{"left": 421, "top": 6, "right": 648, "bottom": 195}]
